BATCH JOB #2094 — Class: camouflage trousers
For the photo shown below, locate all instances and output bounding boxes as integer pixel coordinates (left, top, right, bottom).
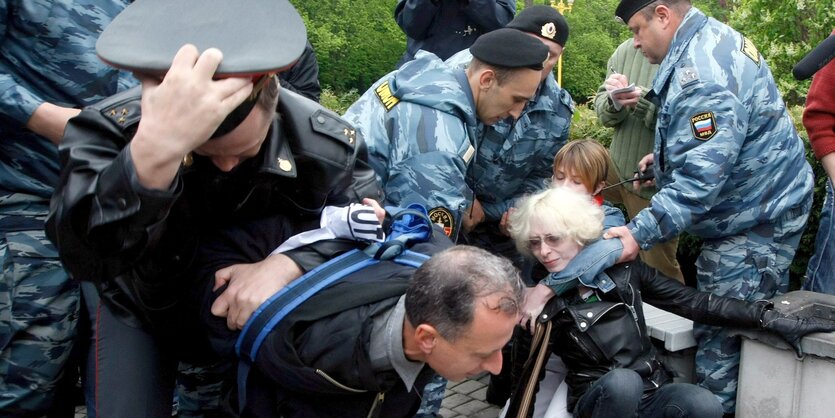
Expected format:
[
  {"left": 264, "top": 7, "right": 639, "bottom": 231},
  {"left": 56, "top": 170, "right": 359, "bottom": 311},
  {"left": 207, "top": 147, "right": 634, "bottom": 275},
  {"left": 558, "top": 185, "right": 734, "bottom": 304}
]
[
  {"left": 693, "top": 198, "right": 811, "bottom": 413},
  {"left": 176, "top": 360, "right": 231, "bottom": 418},
  {"left": 0, "top": 198, "right": 79, "bottom": 416},
  {"left": 415, "top": 373, "right": 446, "bottom": 417}
]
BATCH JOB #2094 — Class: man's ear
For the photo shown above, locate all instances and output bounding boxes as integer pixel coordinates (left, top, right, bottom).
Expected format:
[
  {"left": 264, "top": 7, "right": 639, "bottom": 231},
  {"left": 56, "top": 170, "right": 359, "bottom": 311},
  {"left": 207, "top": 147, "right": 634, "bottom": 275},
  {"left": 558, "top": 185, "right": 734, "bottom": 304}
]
[
  {"left": 654, "top": 4, "right": 672, "bottom": 27},
  {"left": 414, "top": 324, "right": 439, "bottom": 354},
  {"left": 478, "top": 69, "right": 496, "bottom": 91}
]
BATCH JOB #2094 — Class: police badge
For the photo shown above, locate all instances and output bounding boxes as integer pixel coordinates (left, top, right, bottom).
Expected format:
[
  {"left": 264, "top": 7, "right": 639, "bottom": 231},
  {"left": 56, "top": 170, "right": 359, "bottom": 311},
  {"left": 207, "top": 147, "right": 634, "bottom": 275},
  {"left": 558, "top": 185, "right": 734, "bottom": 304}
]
[{"left": 541, "top": 22, "right": 557, "bottom": 40}]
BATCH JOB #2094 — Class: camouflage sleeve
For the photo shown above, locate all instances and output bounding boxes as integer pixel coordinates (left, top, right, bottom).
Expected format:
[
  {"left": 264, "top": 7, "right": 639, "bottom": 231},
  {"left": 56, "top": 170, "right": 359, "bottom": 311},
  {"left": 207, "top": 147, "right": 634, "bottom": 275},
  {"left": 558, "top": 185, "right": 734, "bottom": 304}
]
[
  {"left": 461, "top": 0, "right": 516, "bottom": 30},
  {"left": 628, "top": 82, "right": 746, "bottom": 248},
  {"left": 381, "top": 102, "right": 473, "bottom": 240},
  {"left": 0, "top": 1, "right": 45, "bottom": 124},
  {"left": 481, "top": 92, "right": 572, "bottom": 220},
  {"left": 480, "top": 122, "right": 564, "bottom": 220}
]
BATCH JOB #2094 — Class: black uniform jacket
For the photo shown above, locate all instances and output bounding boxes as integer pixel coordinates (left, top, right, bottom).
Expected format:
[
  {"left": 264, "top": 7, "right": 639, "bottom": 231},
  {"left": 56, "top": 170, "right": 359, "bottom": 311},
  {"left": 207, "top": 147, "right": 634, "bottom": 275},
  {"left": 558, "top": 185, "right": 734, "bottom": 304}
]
[
  {"left": 538, "top": 261, "right": 768, "bottom": 411},
  {"left": 45, "top": 86, "right": 381, "bottom": 330}
]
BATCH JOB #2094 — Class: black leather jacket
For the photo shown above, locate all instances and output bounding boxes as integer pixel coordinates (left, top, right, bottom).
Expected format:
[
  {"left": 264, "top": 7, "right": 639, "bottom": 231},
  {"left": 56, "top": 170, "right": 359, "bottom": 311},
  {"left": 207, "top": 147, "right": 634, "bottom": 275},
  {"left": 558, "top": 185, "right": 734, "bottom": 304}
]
[
  {"left": 540, "top": 261, "right": 768, "bottom": 410},
  {"left": 46, "top": 86, "right": 381, "bottom": 329}
]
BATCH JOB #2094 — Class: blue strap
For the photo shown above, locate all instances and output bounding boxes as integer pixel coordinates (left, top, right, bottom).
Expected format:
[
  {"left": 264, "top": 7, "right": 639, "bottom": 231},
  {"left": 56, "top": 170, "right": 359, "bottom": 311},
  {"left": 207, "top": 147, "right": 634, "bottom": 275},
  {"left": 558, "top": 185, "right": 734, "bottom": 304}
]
[
  {"left": 236, "top": 249, "right": 376, "bottom": 361},
  {"left": 235, "top": 205, "right": 434, "bottom": 411}
]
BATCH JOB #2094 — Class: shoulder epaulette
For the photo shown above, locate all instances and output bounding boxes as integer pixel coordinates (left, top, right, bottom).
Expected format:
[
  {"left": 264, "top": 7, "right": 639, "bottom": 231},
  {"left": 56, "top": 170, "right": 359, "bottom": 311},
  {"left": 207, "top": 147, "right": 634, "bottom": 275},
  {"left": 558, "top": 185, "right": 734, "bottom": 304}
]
[
  {"left": 279, "top": 89, "right": 357, "bottom": 150},
  {"left": 92, "top": 86, "right": 143, "bottom": 129},
  {"left": 677, "top": 66, "right": 700, "bottom": 88}
]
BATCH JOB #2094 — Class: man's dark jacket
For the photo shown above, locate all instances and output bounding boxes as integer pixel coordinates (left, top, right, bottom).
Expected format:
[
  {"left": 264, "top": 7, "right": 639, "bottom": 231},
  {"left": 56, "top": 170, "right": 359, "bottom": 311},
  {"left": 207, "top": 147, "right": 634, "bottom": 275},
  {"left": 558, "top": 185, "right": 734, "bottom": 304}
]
[
  {"left": 279, "top": 41, "right": 322, "bottom": 102},
  {"left": 510, "top": 260, "right": 769, "bottom": 414},
  {"left": 46, "top": 86, "right": 381, "bottom": 330},
  {"left": 196, "top": 215, "right": 452, "bottom": 418}
]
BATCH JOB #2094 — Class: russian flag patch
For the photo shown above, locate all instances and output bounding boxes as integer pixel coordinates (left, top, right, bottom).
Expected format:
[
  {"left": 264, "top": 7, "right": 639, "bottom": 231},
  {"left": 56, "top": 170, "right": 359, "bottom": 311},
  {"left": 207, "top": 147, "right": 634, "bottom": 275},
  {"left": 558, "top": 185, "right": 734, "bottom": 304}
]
[{"left": 690, "top": 111, "right": 717, "bottom": 140}]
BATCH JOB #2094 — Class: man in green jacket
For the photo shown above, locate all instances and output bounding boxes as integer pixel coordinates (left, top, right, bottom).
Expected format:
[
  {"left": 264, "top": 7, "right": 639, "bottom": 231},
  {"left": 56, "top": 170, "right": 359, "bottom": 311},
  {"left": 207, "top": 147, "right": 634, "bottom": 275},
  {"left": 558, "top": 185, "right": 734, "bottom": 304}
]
[{"left": 594, "top": 38, "right": 684, "bottom": 282}]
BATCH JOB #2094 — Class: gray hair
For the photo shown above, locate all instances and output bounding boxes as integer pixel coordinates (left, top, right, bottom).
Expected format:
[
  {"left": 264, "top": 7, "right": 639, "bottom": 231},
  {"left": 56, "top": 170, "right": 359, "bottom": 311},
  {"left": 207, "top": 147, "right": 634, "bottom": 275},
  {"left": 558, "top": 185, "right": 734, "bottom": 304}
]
[
  {"left": 405, "top": 245, "right": 524, "bottom": 342},
  {"left": 508, "top": 187, "right": 604, "bottom": 258},
  {"left": 256, "top": 75, "right": 279, "bottom": 112}
]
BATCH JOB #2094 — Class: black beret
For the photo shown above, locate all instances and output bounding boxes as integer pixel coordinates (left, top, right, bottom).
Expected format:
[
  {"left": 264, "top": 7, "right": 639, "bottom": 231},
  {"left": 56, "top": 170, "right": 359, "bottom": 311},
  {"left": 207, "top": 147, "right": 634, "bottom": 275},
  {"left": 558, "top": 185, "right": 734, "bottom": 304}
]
[
  {"left": 506, "top": 5, "right": 569, "bottom": 47},
  {"left": 97, "top": 0, "right": 306, "bottom": 76},
  {"left": 469, "top": 28, "right": 549, "bottom": 71},
  {"left": 615, "top": 0, "right": 656, "bottom": 24}
]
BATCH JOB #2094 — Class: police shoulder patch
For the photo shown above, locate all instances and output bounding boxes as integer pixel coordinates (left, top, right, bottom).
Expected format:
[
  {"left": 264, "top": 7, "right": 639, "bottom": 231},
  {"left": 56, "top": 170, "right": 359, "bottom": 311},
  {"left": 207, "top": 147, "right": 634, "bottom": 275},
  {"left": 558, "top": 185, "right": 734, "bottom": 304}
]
[
  {"left": 428, "top": 207, "right": 455, "bottom": 238},
  {"left": 690, "top": 111, "right": 717, "bottom": 141},
  {"left": 375, "top": 81, "right": 400, "bottom": 111},
  {"left": 741, "top": 37, "right": 760, "bottom": 66}
]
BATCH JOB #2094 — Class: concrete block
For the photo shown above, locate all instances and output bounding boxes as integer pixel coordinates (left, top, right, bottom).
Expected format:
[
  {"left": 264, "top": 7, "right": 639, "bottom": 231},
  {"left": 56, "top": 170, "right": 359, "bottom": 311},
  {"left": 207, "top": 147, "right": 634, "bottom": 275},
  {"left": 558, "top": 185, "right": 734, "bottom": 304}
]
[{"left": 736, "top": 291, "right": 835, "bottom": 418}]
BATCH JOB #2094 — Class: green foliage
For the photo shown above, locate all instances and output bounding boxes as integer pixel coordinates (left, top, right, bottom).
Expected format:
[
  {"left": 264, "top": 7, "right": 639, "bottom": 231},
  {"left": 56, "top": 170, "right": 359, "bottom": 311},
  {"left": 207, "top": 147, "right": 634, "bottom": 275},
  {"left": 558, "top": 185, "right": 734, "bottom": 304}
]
[
  {"left": 291, "top": 0, "right": 405, "bottom": 92},
  {"left": 320, "top": 88, "right": 360, "bottom": 115},
  {"left": 568, "top": 102, "right": 614, "bottom": 145},
  {"left": 728, "top": 0, "right": 835, "bottom": 105}
]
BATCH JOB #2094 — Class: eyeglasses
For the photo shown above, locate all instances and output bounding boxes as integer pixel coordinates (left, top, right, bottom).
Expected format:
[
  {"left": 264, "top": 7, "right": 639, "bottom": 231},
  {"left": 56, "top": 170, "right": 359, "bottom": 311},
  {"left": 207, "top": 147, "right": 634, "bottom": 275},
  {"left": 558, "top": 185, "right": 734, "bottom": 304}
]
[{"left": 527, "top": 234, "right": 563, "bottom": 250}]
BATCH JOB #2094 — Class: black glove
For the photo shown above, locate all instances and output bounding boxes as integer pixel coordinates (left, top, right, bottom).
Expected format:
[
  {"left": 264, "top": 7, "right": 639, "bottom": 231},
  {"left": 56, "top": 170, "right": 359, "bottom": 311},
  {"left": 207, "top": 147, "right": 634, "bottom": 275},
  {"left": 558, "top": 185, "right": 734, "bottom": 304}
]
[{"left": 760, "top": 309, "right": 835, "bottom": 356}]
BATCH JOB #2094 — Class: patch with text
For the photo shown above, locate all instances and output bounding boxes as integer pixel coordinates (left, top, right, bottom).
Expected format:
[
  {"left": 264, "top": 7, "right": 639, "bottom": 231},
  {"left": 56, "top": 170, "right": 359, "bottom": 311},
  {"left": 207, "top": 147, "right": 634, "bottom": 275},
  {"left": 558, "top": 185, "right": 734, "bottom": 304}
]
[
  {"left": 375, "top": 81, "right": 400, "bottom": 111},
  {"left": 690, "top": 111, "right": 717, "bottom": 141},
  {"left": 429, "top": 207, "right": 455, "bottom": 238}
]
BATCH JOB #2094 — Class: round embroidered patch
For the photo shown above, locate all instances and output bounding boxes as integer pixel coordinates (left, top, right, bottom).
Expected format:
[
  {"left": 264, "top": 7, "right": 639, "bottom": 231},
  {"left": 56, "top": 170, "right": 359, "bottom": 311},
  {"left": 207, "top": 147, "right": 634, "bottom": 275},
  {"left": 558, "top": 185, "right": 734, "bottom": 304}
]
[{"left": 428, "top": 207, "right": 455, "bottom": 238}]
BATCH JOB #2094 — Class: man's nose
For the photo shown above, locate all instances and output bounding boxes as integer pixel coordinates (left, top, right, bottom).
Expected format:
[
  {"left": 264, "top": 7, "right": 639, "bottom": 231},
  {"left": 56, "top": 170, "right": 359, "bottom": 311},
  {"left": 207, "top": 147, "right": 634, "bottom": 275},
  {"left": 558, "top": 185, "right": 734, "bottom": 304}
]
[
  {"left": 211, "top": 156, "right": 240, "bottom": 172},
  {"left": 509, "top": 102, "right": 526, "bottom": 120},
  {"left": 482, "top": 351, "right": 503, "bottom": 375}
]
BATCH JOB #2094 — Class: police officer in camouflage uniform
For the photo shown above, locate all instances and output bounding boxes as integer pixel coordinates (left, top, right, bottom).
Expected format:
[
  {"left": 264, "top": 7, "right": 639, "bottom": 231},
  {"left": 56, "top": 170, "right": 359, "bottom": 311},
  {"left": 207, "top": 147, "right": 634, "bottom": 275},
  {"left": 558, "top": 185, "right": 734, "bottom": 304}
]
[
  {"left": 446, "top": 6, "right": 574, "bottom": 263},
  {"left": 605, "top": 0, "right": 814, "bottom": 413},
  {"left": 445, "top": 7, "right": 574, "bottom": 405},
  {"left": 0, "top": 1, "right": 137, "bottom": 415},
  {"left": 344, "top": 28, "right": 548, "bottom": 243},
  {"left": 343, "top": 28, "right": 548, "bottom": 416}
]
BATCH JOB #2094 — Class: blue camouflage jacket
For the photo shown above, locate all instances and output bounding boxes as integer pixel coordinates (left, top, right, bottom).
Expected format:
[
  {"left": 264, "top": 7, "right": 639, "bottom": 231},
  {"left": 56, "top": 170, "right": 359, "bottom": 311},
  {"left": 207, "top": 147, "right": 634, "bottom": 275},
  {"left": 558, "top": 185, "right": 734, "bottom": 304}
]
[
  {"left": 394, "top": 0, "right": 515, "bottom": 67},
  {"left": 0, "top": 0, "right": 137, "bottom": 200},
  {"left": 447, "top": 49, "right": 574, "bottom": 221},
  {"left": 629, "top": 8, "right": 813, "bottom": 248},
  {"left": 343, "top": 52, "right": 478, "bottom": 240}
]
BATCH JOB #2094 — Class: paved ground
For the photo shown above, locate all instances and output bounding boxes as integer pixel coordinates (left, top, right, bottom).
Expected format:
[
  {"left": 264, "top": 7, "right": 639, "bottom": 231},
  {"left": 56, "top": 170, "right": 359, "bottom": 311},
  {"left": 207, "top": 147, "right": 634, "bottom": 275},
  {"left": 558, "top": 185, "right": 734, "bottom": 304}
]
[
  {"left": 441, "top": 373, "right": 503, "bottom": 418},
  {"left": 73, "top": 374, "right": 504, "bottom": 417}
]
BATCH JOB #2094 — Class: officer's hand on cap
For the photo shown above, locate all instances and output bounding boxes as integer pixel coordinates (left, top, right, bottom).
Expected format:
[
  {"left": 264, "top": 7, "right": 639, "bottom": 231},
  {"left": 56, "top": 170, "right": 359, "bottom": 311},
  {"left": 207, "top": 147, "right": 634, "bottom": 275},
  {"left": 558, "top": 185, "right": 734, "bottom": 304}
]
[
  {"left": 136, "top": 45, "right": 253, "bottom": 157},
  {"left": 760, "top": 308, "right": 835, "bottom": 356}
]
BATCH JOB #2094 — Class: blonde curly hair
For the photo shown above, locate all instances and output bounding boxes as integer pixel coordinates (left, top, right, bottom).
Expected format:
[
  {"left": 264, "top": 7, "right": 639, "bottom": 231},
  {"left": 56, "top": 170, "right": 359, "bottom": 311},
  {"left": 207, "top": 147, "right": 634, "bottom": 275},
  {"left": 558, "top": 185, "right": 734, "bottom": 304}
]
[{"left": 508, "top": 187, "right": 604, "bottom": 258}]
